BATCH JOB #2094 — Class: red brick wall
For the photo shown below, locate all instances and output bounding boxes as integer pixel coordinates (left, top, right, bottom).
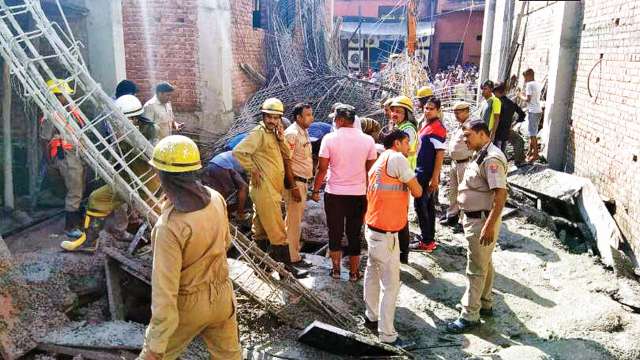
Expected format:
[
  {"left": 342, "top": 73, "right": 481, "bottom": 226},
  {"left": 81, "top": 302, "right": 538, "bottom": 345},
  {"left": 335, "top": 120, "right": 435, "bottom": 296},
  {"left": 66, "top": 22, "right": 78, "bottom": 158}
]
[
  {"left": 431, "top": 10, "right": 484, "bottom": 70},
  {"left": 121, "top": 0, "right": 199, "bottom": 112},
  {"left": 230, "top": 0, "right": 266, "bottom": 109}
]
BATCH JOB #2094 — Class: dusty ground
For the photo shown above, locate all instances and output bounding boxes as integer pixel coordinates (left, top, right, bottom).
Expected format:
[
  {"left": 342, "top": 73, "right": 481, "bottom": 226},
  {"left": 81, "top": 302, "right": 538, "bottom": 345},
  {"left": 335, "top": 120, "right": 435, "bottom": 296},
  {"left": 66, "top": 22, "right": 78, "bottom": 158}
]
[{"left": 5, "top": 179, "right": 640, "bottom": 359}]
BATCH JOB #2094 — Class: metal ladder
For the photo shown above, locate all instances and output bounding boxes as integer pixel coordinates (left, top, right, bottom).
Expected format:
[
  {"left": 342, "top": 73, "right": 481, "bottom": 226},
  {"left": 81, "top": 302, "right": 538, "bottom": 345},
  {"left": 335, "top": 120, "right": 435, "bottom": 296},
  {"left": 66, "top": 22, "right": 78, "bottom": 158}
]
[{"left": 0, "top": 0, "right": 358, "bottom": 331}]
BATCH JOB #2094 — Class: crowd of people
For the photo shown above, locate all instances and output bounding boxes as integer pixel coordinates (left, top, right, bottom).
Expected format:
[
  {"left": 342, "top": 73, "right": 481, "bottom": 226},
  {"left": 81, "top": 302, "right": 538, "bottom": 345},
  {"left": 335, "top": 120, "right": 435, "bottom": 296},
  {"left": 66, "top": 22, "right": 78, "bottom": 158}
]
[{"left": 42, "top": 64, "right": 544, "bottom": 357}]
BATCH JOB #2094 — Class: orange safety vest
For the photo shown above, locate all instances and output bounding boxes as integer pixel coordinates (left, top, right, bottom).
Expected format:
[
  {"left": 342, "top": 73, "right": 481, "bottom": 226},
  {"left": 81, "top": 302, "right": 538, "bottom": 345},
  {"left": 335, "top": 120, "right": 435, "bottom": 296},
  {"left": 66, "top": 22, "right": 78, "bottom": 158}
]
[
  {"left": 365, "top": 150, "right": 410, "bottom": 232},
  {"left": 40, "top": 108, "right": 85, "bottom": 159}
]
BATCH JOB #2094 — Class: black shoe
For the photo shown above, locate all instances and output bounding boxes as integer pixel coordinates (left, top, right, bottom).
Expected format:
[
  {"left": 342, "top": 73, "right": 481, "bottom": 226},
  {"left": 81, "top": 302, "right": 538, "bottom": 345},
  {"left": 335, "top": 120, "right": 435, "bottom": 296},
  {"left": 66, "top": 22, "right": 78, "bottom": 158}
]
[
  {"left": 363, "top": 317, "right": 378, "bottom": 330},
  {"left": 285, "top": 264, "right": 309, "bottom": 279},
  {"left": 446, "top": 317, "right": 479, "bottom": 334},
  {"left": 400, "top": 252, "right": 409, "bottom": 265},
  {"left": 384, "top": 338, "right": 416, "bottom": 350},
  {"left": 291, "top": 259, "right": 313, "bottom": 268},
  {"left": 452, "top": 223, "right": 463, "bottom": 234},
  {"left": 270, "top": 245, "right": 309, "bottom": 279},
  {"left": 480, "top": 307, "right": 493, "bottom": 317},
  {"left": 439, "top": 215, "right": 459, "bottom": 226}
]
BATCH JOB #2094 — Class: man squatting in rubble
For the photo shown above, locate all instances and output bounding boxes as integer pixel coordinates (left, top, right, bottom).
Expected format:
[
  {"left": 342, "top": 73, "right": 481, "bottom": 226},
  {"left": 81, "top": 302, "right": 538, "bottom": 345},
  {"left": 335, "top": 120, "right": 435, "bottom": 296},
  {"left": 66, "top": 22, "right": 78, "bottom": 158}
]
[
  {"left": 61, "top": 95, "right": 161, "bottom": 251},
  {"left": 40, "top": 79, "right": 86, "bottom": 241},
  {"left": 139, "top": 135, "right": 241, "bottom": 360},
  {"left": 233, "top": 98, "right": 309, "bottom": 279},
  {"left": 447, "top": 119, "right": 508, "bottom": 333}
]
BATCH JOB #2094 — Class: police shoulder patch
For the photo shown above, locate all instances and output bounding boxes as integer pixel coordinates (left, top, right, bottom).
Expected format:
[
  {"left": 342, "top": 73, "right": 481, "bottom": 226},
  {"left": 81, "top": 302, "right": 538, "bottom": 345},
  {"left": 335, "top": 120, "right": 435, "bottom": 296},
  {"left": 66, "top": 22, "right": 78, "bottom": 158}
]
[{"left": 488, "top": 163, "right": 498, "bottom": 173}]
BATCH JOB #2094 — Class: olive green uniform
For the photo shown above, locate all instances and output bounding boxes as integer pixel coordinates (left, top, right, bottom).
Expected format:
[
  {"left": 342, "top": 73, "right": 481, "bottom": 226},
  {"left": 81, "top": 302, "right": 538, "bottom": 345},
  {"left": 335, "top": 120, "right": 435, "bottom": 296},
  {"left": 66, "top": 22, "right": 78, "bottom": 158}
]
[{"left": 457, "top": 142, "right": 507, "bottom": 322}]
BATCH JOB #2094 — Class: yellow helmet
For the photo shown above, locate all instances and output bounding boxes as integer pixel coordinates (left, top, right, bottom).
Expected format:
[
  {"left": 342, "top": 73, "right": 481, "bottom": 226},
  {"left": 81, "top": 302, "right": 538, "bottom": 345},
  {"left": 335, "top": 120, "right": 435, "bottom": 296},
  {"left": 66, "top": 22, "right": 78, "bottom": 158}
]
[
  {"left": 416, "top": 86, "right": 433, "bottom": 99},
  {"left": 149, "top": 135, "right": 202, "bottom": 173},
  {"left": 46, "top": 79, "right": 74, "bottom": 95},
  {"left": 390, "top": 95, "right": 414, "bottom": 113},
  {"left": 261, "top": 98, "right": 284, "bottom": 115}
]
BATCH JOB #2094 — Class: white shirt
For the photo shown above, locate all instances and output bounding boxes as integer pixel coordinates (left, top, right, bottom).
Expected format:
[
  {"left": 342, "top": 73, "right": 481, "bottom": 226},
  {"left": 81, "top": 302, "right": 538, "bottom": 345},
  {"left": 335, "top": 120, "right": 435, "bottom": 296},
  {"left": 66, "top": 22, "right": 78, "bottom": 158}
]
[{"left": 525, "top": 81, "right": 542, "bottom": 113}]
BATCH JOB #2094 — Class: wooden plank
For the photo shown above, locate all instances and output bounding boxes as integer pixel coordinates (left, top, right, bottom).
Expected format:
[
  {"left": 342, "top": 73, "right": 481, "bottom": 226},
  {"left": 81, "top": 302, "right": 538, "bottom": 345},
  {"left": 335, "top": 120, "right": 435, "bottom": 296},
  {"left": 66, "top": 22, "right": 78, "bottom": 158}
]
[
  {"left": 37, "top": 343, "right": 136, "bottom": 360},
  {"left": 127, "top": 223, "right": 148, "bottom": 255},
  {"left": 104, "top": 258, "right": 125, "bottom": 321}
]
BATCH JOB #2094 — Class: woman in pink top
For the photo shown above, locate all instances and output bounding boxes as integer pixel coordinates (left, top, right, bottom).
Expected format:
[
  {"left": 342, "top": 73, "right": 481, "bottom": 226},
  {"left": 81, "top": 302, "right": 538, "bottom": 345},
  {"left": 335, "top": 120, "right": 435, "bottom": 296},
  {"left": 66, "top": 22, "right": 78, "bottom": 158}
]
[{"left": 311, "top": 105, "right": 377, "bottom": 281}]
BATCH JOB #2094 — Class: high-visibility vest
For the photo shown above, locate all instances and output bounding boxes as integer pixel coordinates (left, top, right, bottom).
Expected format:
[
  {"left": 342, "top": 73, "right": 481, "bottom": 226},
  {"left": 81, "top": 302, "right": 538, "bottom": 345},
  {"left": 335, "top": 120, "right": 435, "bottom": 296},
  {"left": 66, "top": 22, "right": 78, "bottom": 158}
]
[
  {"left": 365, "top": 150, "right": 410, "bottom": 232},
  {"left": 40, "top": 108, "right": 85, "bottom": 159},
  {"left": 397, "top": 121, "right": 417, "bottom": 169}
]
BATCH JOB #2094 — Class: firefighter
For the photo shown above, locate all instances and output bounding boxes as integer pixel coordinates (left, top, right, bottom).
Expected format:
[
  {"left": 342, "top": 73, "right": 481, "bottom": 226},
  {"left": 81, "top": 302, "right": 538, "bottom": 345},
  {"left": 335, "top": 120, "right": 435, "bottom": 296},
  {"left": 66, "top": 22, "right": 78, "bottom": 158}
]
[
  {"left": 61, "top": 95, "right": 161, "bottom": 251},
  {"left": 39, "top": 79, "right": 86, "bottom": 240},
  {"left": 233, "top": 98, "right": 308, "bottom": 278},
  {"left": 139, "top": 135, "right": 241, "bottom": 360},
  {"left": 390, "top": 96, "right": 418, "bottom": 170}
]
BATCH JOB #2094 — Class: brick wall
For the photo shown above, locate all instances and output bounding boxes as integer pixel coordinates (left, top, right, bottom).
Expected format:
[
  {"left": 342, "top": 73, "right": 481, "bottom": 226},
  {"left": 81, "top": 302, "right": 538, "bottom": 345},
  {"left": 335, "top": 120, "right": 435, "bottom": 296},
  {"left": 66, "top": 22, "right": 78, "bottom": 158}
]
[
  {"left": 509, "top": 1, "right": 556, "bottom": 84},
  {"left": 121, "top": 0, "right": 199, "bottom": 112},
  {"left": 568, "top": 0, "right": 640, "bottom": 257},
  {"left": 499, "top": 0, "right": 640, "bottom": 259},
  {"left": 230, "top": 0, "right": 266, "bottom": 109}
]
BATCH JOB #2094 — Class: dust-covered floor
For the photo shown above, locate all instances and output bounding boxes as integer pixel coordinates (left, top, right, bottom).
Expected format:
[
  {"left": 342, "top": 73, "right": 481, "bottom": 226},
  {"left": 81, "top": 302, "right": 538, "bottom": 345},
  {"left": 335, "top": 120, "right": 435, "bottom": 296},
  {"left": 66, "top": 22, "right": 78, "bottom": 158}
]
[{"left": 5, "top": 190, "right": 640, "bottom": 359}]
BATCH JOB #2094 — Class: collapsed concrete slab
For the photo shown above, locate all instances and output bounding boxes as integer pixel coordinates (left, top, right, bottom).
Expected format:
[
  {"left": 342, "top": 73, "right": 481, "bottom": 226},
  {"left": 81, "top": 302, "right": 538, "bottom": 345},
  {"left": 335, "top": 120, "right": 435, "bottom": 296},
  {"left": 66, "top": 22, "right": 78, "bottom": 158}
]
[
  {"left": 298, "top": 321, "right": 403, "bottom": 357},
  {"left": 508, "top": 165, "right": 631, "bottom": 272}
]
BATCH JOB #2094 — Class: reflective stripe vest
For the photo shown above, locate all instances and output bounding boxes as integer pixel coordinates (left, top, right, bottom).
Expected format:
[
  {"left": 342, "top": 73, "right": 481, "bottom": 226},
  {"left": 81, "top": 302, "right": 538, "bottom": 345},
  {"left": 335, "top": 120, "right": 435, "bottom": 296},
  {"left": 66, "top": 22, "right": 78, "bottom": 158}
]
[
  {"left": 397, "top": 121, "right": 417, "bottom": 169},
  {"left": 40, "top": 109, "right": 85, "bottom": 159},
  {"left": 365, "top": 150, "right": 410, "bottom": 232}
]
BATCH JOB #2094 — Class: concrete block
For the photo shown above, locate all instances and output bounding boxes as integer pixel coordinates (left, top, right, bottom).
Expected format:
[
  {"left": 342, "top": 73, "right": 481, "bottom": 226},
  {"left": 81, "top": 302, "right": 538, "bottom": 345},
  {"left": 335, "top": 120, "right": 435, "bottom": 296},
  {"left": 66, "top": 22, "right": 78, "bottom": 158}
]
[{"left": 297, "top": 321, "right": 402, "bottom": 357}]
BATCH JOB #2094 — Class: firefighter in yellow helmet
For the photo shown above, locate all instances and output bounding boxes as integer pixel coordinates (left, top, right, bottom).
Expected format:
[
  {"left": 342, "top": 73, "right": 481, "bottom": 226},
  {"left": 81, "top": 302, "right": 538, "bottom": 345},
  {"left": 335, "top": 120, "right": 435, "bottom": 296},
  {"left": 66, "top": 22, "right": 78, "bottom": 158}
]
[
  {"left": 39, "top": 79, "right": 86, "bottom": 241},
  {"left": 233, "top": 98, "right": 308, "bottom": 278},
  {"left": 137, "top": 135, "right": 241, "bottom": 360},
  {"left": 61, "top": 95, "right": 161, "bottom": 251},
  {"left": 390, "top": 96, "right": 418, "bottom": 169},
  {"left": 416, "top": 85, "right": 441, "bottom": 129}
]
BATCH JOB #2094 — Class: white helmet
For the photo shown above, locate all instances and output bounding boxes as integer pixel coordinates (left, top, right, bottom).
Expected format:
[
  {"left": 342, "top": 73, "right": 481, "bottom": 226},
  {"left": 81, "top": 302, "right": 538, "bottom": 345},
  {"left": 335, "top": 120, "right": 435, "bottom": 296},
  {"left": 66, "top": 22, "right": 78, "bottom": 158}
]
[{"left": 116, "top": 94, "right": 143, "bottom": 118}]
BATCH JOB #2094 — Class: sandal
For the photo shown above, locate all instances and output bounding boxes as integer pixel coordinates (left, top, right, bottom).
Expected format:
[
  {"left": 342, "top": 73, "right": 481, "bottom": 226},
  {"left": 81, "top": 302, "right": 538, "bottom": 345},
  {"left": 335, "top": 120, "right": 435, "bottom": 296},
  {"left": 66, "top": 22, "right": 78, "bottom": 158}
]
[
  {"left": 330, "top": 268, "right": 341, "bottom": 279},
  {"left": 349, "top": 270, "right": 362, "bottom": 282}
]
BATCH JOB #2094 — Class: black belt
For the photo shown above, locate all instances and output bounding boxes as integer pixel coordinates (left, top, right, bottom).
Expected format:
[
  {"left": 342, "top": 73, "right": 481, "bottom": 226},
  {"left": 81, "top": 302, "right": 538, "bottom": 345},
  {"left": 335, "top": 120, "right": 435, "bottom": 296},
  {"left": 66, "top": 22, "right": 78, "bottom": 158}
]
[
  {"left": 454, "top": 157, "right": 470, "bottom": 163},
  {"left": 294, "top": 176, "right": 311, "bottom": 184},
  {"left": 465, "top": 210, "right": 490, "bottom": 219},
  {"left": 368, "top": 225, "right": 399, "bottom": 234}
]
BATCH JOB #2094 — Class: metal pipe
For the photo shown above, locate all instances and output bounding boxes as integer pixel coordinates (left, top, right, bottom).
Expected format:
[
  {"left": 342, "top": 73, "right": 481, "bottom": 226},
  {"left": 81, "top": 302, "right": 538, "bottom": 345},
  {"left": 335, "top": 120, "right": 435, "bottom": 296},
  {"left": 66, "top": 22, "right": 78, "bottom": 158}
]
[{"left": 2, "top": 60, "right": 13, "bottom": 209}]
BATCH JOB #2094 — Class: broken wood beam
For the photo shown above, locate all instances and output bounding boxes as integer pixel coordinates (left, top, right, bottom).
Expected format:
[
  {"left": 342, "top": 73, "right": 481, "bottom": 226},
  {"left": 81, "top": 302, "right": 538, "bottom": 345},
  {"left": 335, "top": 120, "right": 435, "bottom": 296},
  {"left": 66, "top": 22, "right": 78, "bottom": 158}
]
[
  {"left": 104, "top": 257, "right": 126, "bottom": 321},
  {"left": 36, "top": 343, "right": 137, "bottom": 360},
  {"left": 127, "top": 223, "right": 148, "bottom": 255}
]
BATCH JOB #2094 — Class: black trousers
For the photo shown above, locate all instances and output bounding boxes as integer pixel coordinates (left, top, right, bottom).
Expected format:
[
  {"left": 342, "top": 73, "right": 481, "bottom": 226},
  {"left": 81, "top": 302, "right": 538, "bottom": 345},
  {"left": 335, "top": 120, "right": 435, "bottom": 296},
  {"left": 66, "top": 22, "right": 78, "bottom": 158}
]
[
  {"left": 324, "top": 193, "right": 366, "bottom": 256},
  {"left": 414, "top": 191, "right": 437, "bottom": 244},
  {"left": 399, "top": 223, "right": 410, "bottom": 257}
]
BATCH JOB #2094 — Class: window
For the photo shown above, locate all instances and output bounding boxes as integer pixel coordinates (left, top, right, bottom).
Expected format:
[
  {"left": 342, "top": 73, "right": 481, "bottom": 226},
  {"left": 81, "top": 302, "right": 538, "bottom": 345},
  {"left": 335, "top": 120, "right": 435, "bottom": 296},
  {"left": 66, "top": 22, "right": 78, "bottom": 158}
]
[{"left": 378, "top": 6, "right": 406, "bottom": 21}]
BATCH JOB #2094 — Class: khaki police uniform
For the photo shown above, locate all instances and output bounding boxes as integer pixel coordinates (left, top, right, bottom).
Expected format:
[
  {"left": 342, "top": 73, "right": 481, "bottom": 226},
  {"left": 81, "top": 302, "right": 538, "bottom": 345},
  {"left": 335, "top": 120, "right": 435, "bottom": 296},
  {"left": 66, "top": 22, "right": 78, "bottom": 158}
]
[
  {"left": 139, "top": 188, "right": 241, "bottom": 360},
  {"left": 39, "top": 115, "right": 85, "bottom": 212},
  {"left": 457, "top": 142, "right": 507, "bottom": 322},
  {"left": 446, "top": 119, "right": 474, "bottom": 217},
  {"left": 233, "top": 122, "right": 292, "bottom": 246},
  {"left": 283, "top": 122, "right": 313, "bottom": 262}
]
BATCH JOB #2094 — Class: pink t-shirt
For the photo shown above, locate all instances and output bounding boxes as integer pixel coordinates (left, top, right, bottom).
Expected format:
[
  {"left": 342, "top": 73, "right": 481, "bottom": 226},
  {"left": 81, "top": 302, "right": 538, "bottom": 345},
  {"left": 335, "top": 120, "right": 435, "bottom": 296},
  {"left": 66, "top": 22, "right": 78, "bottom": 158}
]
[{"left": 319, "top": 127, "right": 377, "bottom": 195}]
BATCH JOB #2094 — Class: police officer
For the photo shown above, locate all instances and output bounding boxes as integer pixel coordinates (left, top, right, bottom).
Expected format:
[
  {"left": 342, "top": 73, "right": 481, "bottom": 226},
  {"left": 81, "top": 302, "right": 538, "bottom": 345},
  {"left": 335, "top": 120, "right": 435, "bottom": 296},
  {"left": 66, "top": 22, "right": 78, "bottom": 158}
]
[
  {"left": 233, "top": 98, "right": 308, "bottom": 278},
  {"left": 139, "top": 135, "right": 241, "bottom": 360},
  {"left": 446, "top": 119, "right": 508, "bottom": 334},
  {"left": 283, "top": 103, "right": 314, "bottom": 268},
  {"left": 440, "top": 101, "right": 474, "bottom": 233},
  {"left": 39, "top": 79, "right": 86, "bottom": 240}
]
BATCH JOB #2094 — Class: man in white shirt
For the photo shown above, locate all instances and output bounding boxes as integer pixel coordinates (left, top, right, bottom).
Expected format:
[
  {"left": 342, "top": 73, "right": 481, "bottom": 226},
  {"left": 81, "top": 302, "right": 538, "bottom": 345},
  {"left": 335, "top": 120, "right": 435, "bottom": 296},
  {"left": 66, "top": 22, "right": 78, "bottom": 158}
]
[
  {"left": 143, "top": 82, "right": 184, "bottom": 142},
  {"left": 519, "top": 69, "right": 543, "bottom": 162}
]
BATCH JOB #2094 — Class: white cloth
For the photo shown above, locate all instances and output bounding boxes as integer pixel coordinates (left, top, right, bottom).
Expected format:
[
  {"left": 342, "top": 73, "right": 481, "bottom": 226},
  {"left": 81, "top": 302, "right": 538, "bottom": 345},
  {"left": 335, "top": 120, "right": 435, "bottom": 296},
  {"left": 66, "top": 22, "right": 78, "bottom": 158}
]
[
  {"left": 525, "top": 81, "right": 542, "bottom": 113},
  {"left": 364, "top": 227, "right": 401, "bottom": 343}
]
